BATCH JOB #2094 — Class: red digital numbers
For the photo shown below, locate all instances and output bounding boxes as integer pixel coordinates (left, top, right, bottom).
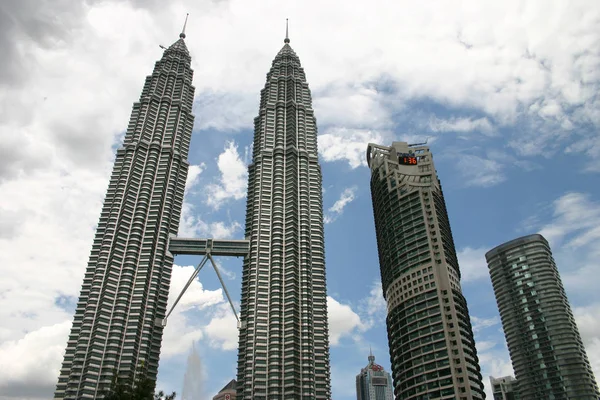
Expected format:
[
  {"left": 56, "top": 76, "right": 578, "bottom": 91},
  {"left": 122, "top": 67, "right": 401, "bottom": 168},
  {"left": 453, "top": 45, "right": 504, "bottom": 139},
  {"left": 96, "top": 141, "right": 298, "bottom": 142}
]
[{"left": 400, "top": 157, "right": 417, "bottom": 165}]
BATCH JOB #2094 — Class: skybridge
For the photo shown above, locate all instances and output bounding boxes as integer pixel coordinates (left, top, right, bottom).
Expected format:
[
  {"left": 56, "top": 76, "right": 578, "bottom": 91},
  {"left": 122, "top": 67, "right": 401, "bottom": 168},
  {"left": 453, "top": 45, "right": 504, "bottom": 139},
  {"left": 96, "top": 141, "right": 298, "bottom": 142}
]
[{"left": 156, "top": 236, "right": 250, "bottom": 329}]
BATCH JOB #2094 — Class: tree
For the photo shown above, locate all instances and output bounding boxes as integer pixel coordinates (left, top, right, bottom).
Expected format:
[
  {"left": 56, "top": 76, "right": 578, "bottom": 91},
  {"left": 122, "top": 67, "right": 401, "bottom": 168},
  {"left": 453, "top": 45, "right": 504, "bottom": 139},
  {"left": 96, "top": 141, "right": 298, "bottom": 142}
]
[{"left": 103, "top": 363, "right": 176, "bottom": 400}]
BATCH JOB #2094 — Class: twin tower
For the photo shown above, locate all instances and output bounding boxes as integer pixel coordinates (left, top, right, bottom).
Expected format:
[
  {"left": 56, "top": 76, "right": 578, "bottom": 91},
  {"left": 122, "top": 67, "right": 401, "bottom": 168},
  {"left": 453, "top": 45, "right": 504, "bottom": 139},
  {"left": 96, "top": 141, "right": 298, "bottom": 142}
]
[{"left": 54, "top": 26, "right": 330, "bottom": 399}]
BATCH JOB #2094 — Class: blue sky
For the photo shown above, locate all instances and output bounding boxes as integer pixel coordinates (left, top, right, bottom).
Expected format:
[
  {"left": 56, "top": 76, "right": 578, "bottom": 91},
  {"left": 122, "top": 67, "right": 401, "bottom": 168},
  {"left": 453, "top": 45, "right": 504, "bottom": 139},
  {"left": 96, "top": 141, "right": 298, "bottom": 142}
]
[{"left": 0, "top": 1, "right": 599, "bottom": 399}]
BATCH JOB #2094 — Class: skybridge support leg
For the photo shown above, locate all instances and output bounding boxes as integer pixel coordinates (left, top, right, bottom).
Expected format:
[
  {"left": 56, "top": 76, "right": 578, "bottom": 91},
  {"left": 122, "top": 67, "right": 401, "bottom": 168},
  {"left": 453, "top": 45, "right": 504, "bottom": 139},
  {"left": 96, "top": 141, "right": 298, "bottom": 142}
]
[
  {"left": 156, "top": 254, "right": 209, "bottom": 327},
  {"left": 208, "top": 253, "right": 239, "bottom": 323}
]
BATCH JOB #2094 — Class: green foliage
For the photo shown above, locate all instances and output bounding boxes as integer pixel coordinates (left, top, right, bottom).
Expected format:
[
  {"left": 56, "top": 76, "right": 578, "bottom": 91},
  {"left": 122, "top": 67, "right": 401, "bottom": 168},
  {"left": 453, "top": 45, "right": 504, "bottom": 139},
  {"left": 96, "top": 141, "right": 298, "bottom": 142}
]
[{"left": 103, "top": 363, "right": 176, "bottom": 400}]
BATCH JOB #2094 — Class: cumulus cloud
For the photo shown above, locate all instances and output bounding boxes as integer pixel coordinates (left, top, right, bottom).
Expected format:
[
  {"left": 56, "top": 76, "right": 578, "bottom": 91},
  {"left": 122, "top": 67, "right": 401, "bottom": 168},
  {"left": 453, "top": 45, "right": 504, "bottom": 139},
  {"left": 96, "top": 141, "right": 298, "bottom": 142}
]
[
  {"left": 205, "top": 141, "right": 248, "bottom": 209},
  {"left": 1, "top": 0, "right": 599, "bottom": 398},
  {"left": 532, "top": 192, "right": 600, "bottom": 298},
  {"left": 327, "top": 296, "right": 364, "bottom": 346},
  {"left": 179, "top": 202, "right": 243, "bottom": 239},
  {"left": 457, "top": 246, "right": 491, "bottom": 282},
  {"left": 429, "top": 116, "right": 494, "bottom": 135},
  {"left": 314, "top": 84, "right": 394, "bottom": 129},
  {"left": 184, "top": 163, "right": 206, "bottom": 195},
  {"left": 574, "top": 303, "right": 600, "bottom": 376},
  {"left": 455, "top": 154, "right": 506, "bottom": 187},
  {"left": 324, "top": 186, "right": 357, "bottom": 224},
  {"left": 318, "top": 128, "right": 389, "bottom": 169},
  {"left": 0, "top": 321, "right": 71, "bottom": 398},
  {"left": 204, "top": 304, "right": 239, "bottom": 351},
  {"left": 358, "top": 281, "right": 387, "bottom": 330}
]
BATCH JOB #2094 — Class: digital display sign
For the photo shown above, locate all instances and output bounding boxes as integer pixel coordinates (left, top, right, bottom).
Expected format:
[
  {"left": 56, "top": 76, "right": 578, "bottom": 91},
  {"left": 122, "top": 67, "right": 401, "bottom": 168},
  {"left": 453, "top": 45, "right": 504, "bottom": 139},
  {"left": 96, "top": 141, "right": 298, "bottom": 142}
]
[
  {"left": 398, "top": 156, "right": 417, "bottom": 165},
  {"left": 372, "top": 377, "right": 388, "bottom": 386}
]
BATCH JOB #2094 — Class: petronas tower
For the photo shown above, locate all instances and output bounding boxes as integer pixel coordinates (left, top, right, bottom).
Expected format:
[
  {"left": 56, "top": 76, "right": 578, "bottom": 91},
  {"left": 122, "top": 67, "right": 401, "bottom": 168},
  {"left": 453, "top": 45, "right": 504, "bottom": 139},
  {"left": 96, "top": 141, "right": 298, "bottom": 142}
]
[
  {"left": 55, "top": 30, "right": 195, "bottom": 399},
  {"left": 236, "top": 31, "right": 332, "bottom": 399}
]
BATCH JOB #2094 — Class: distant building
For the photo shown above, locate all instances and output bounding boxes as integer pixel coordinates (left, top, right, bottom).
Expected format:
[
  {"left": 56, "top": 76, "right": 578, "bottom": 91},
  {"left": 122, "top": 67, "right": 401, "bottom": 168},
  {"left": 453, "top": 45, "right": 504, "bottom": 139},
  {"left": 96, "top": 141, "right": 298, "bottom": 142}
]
[
  {"left": 489, "top": 376, "right": 519, "bottom": 400},
  {"left": 356, "top": 351, "right": 394, "bottom": 400},
  {"left": 486, "top": 234, "right": 600, "bottom": 399},
  {"left": 213, "top": 379, "right": 236, "bottom": 400},
  {"left": 366, "top": 142, "right": 485, "bottom": 399}
]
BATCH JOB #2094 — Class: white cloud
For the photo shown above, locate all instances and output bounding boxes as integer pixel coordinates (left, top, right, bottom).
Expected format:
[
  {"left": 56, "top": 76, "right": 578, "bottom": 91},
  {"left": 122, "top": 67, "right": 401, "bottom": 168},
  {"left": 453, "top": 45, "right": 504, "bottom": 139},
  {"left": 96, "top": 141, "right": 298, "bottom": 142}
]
[
  {"left": 178, "top": 202, "right": 242, "bottom": 239},
  {"left": 471, "top": 316, "right": 500, "bottom": 333},
  {"left": 575, "top": 303, "right": 600, "bottom": 378},
  {"left": 455, "top": 154, "right": 506, "bottom": 187},
  {"left": 457, "top": 246, "right": 491, "bottom": 282},
  {"left": 0, "top": 0, "right": 598, "bottom": 398},
  {"left": 203, "top": 304, "right": 239, "bottom": 351},
  {"left": 205, "top": 141, "right": 248, "bottom": 209},
  {"left": 533, "top": 192, "right": 600, "bottom": 298},
  {"left": 184, "top": 163, "right": 206, "bottom": 195},
  {"left": 358, "top": 281, "right": 387, "bottom": 330},
  {"left": 429, "top": 116, "right": 494, "bottom": 135},
  {"left": 324, "top": 186, "right": 357, "bottom": 224},
  {"left": 313, "top": 84, "right": 394, "bottom": 129},
  {"left": 327, "top": 296, "right": 364, "bottom": 346},
  {"left": 0, "top": 321, "right": 71, "bottom": 398},
  {"left": 318, "top": 128, "right": 388, "bottom": 169}
]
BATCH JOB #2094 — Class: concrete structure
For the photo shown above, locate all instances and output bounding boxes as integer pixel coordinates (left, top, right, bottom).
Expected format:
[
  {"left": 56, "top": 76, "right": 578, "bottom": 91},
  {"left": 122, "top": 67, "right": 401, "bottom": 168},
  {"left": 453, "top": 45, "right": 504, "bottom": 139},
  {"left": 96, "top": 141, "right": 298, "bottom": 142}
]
[
  {"left": 489, "top": 376, "right": 519, "bottom": 400},
  {"left": 54, "top": 27, "right": 195, "bottom": 399},
  {"left": 356, "top": 351, "right": 394, "bottom": 400},
  {"left": 213, "top": 379, "right": 237, "bottom": 400},
  {"left": 366, "top": 141, "right": 485, "bottom": 399},
  {"left": 235, "top": 28, "right": 331, "bottom": 399},
  {"left": 486, "top": 234, "right": 599, "bottom": 399}
]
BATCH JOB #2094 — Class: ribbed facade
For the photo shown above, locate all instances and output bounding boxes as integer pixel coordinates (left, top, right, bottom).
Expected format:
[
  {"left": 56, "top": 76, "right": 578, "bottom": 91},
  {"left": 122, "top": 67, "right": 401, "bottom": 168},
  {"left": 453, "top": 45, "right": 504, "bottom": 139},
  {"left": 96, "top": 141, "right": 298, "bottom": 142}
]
[
  {"left": 236, "top": 38, "right": 331, "bottom": 399},
  {"left": 486, "top": 234, "right": 599, "bottom": 400},
  {"left": 356, "top": 353, "right": 394, "bottom": 400},
  {"left": 366, "top": 142, "right": 485, "bottom": 400},
  {"left": 55, "top": 34, "right": 195, "bottom": 399}
]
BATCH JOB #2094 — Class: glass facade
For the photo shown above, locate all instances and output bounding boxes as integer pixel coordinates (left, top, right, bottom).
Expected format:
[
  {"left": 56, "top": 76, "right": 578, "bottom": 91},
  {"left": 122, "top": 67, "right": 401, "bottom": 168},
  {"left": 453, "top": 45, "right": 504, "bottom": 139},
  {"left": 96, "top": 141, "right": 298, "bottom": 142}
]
[
  {"left": 367, "top": 142, "right": 485, "bottom": 400},
  {"left": 235, "top": 36, "right": 330, "bottom": 399},
  {"left": 486, "top": 234, "right": 599, "bottom": 399},
  {"left": 55, "top": 33, "right": 195, "bottom": 399}
]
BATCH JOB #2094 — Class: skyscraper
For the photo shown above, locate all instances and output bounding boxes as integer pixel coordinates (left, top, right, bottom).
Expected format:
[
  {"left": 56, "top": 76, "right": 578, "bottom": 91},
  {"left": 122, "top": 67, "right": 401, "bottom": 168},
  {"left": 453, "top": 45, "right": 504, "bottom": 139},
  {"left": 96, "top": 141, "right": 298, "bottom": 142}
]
[
  {"left": 236, "top": 29, "right": 331, "bottom": 399},
  {"left": 486, "top": 234, "right": 599, "bottom": 399},
  {"left": 489, "top": 376, "right": 520, "bottom": 400},
  {"left": 366, "top": 141, "right": 485, "bottom": 399},
  {"left": 55, "top": 29, "right": 195, "bottom": 399},
  {"left": 356, "top": 350, "right": 394, "bottom": 400}
]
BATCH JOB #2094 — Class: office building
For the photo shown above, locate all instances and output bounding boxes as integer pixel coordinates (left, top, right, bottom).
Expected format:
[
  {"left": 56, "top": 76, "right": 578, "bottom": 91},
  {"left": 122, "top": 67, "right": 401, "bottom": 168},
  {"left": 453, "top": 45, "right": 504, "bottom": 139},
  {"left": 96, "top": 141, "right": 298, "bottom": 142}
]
[
  {"left": 366, "top": 141, "right": 485, "bottom": 399},
  {"left": 213, "top": 379, "right": 237, "bottom": 400},
  {"left": 489, "top": 376, "right": 519, "bottom": 400},
  {"left": 356, "top": 350, "right": 394, "bottom": 400},
  {"left": 235, "top": 28, "right": 331, "bottom": 398},
  {"left": 486, "top": 234, "right": 600, "bottom": 399},
  {"left": 54, "top": 28, "right": 195, "bottom": 398}
]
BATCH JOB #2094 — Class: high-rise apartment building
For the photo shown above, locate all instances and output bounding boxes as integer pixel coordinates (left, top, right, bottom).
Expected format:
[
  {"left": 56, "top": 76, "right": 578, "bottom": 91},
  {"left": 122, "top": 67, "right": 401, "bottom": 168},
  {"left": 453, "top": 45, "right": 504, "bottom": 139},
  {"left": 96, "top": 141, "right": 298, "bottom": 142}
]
[
  {"left": 356, "top": 351, "right": 394, "bottom": 400},
  {"left": 486, "top": 234, "right": 599, "bottom": 399},
  {"left": 489, "top": 376, "right": 519, "bottom": 400},
  {"left": 366, "top": 141, "right": 485, "bottom": 399},
  {"left": 235, "top": 31, "right": 331, "bottom": 398},
  {"left": 55, "top": 30, "right": 195, "bottom": 399}
]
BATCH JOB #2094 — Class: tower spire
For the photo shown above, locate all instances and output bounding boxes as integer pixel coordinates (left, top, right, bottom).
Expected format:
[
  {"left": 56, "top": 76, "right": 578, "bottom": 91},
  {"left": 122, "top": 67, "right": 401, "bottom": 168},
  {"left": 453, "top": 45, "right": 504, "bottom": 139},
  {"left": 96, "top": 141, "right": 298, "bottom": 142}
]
[
  {"left": 284, "top": 18, "right": 290, "bottom": 43},
  {"left": 180, "top": 13, "right": 189, "bottom": 39}
]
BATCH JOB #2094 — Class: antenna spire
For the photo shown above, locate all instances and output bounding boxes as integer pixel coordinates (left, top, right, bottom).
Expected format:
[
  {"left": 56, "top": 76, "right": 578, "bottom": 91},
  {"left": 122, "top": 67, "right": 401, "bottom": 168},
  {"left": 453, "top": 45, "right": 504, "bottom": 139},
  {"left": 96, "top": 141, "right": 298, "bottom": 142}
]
[
  {"left": 284, "top": 18, "right": 290, "bottom": 44},
  {"left": 180, "top": 13, "right": 189, "bottom": 39}
]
